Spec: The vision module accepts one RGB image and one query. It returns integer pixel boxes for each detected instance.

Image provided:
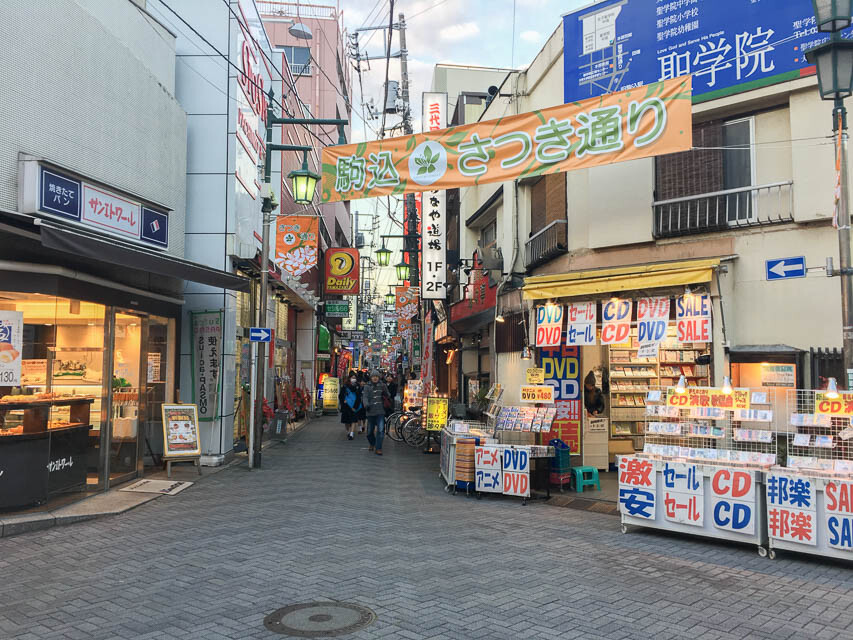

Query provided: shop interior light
[445,348,456,365]
[495,313,505,323]
[827,377,840,398]
[675,375,688,394]
[521,345,533,360]
[721,376,733,395]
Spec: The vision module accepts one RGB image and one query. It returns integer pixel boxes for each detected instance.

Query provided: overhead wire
[379,0,396,139]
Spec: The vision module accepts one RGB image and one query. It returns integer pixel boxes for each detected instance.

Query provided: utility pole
[835,101,853,385]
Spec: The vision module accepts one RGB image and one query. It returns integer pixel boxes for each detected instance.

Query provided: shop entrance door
[107,311,145,486]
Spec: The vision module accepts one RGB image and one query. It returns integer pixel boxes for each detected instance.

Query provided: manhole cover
[263,602,376,637]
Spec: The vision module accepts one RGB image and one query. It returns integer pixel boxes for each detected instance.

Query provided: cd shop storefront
[0,162,249,511]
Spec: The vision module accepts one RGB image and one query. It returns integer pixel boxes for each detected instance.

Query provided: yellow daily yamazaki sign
[321,76,692,202]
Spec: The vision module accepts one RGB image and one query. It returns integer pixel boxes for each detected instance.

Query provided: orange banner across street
[321,76,692,202]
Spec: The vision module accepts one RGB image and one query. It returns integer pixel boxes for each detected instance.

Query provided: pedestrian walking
[356,373,368,433]
[384,373,398,418]
[363,370,390,455]
[339,375,363,440]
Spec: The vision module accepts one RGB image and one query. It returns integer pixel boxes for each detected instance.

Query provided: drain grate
[263,602,376,637]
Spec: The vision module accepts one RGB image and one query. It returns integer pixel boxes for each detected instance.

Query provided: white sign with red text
[82,184,141,241]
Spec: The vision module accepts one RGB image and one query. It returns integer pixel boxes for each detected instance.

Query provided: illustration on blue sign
[563,0,853,104]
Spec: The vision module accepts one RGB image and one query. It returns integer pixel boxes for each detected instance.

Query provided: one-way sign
[249,327,271,342]
[766,256,806,281]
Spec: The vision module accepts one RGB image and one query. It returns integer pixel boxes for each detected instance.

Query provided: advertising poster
[322,77,691,202]
[395,286,419,320]
[161,404,201,458]
[566,301,596,346]
[676,293,712,343]
[425,396,449,431]
[637,297,670,345]
[535,304,563,348]
[562,0,851,104]
[600,298,632,345]
[666,387,750,410]
[274,215,318,277]
[0,310,23,386]
[323,377,340,410]
[191,311,223,422]
[324,248,360,295]
[539,342,581,453]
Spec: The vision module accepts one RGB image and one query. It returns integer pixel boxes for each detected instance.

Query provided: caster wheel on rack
[444,485,451,493]
[768,550,776,560]
[620,524,628,534]
[757,546,768,558]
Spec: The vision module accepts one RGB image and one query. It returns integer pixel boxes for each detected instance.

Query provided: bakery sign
[0,311,23,386]
[19,162,170,249]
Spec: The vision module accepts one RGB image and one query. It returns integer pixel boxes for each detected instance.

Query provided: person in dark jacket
[584,370,606,416]
[363,370,390,455]
[384,373,398,418]
[339,375,363,440]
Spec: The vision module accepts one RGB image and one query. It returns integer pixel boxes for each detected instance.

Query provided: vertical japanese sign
[619,456,656,519]
[322,77,692,202]
[274,216,318,277]
[766,473,816,545]
[676,293,711,343]
[191,311,223,422]
[540,343,581,452]
[475,445,502,493]
[535,304,563,347]
[0,311,23,386]
[396,287,419,320]
[322,377,339,410]
[566,301,596,346]
[342,295,357,330]
[425,396,449,431]
[324,248,360,294]
[600,298,631,345]
[662,461,703,526]
[422,92,447,299]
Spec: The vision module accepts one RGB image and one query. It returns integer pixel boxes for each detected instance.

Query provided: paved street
[1,416,852,640]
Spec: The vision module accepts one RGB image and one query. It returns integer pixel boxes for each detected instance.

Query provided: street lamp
[807,16,853,384]
[376,241,392,267]
[812,0,852,32]
[367,317,373,325]
[288,150,320,205]
[385,292,395,305]
[395,259,410,282]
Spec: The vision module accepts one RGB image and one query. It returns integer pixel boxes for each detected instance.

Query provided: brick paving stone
[1,415,853,639]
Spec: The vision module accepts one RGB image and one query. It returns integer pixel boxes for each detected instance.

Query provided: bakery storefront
[0,161,248,511]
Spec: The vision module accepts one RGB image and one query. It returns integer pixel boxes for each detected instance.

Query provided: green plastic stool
[571,466,600,492]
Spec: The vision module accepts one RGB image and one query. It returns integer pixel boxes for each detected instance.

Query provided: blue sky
[339,0,591,290]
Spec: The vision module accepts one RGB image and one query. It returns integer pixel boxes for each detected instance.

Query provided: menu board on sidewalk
[161,404,201,458]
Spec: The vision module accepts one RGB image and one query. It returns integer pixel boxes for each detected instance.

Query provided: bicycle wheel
[402,417,426,447]
[384,412,404,442]
[394,412,411,441]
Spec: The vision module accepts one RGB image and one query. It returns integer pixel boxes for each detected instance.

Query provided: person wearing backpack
[339,375,363,440]
[363,370,390,455]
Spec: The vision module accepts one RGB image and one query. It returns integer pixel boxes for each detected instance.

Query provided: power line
[379,0,395,139]
[408,0,450,19]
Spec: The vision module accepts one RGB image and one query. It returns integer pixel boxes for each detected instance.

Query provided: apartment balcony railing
[257,2,337,19]
[525,220,568,270]
[289,62,312,76]
[653,181,794,239]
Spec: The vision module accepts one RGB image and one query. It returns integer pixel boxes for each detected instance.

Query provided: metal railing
[524,220,568,270]
[289,62,312,76]
[653,181,794,239]
[257,2,337,19]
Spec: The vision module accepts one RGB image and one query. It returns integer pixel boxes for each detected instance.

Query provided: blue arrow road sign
[765,256,806,281]
[249,327,271,342]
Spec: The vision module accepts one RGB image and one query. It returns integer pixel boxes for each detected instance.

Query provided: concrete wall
[0,0,187,255]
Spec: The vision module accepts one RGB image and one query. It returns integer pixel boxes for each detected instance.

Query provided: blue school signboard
[563,0,853,105]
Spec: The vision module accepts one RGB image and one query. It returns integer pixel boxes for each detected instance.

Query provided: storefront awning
[522,258,720,300]
[39,221,250,291]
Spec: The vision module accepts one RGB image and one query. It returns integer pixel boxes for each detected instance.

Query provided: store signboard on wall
[191,311,223,422]
[761,364,795,387]
[421,92,448,299]
[539,342,581,453]
[322,77,692,202]
[0,311,23,386]
[562,0,848,104]
[324,248,360,295]
[19,164,169,249]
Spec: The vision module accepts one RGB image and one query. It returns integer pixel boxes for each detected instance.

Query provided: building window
[479,219,497,249]
[279,46,311,76]
[721,118,755,224]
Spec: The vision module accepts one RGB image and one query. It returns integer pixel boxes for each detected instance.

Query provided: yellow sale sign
[815,392,853,416]
[321,76,692,202]
[526,368,545,384]
[425,396,449,431]
[520,385,555,404]
[666,387,750,410]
